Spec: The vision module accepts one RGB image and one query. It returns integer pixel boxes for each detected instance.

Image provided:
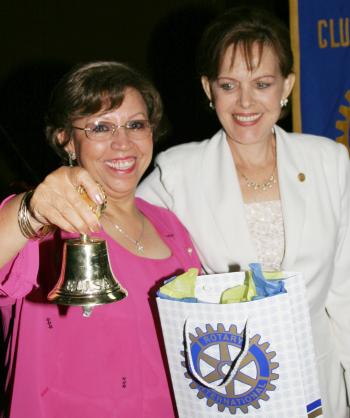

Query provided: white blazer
[138,126,350,417]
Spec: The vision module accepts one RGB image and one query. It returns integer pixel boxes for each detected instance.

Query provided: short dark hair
[197,7,294,81]
[46,61,163,162]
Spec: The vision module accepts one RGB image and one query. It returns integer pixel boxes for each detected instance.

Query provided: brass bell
[48,185,127,317]
[48,234,127,316]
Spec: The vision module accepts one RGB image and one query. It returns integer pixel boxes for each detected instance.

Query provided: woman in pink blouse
[0,61,201,418]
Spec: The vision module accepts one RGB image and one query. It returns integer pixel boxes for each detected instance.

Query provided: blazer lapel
[202,130,257,271]
[275,126,308,269]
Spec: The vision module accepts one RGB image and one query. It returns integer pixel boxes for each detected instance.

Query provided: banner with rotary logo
[157,270,323,417]
[289,0,350,150]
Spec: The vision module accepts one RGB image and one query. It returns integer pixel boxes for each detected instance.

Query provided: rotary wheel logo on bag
[182,323,279,414]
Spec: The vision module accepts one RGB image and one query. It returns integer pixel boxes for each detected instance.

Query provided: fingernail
[95,193,103,204]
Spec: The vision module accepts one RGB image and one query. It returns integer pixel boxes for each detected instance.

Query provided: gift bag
[156,268,323,418]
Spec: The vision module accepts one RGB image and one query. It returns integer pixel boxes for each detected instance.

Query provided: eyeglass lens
[85,120,150,140]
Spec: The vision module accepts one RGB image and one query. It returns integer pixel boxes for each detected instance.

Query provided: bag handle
[184,319,250,390]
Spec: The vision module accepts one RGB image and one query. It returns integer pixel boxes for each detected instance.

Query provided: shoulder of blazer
[275,125,348,162]
[155,130,225,168]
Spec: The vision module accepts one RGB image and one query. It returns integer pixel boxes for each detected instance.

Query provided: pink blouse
[0,197,201,418]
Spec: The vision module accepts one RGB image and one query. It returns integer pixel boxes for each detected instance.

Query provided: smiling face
[202,43,295,147]
[65,87,153,200]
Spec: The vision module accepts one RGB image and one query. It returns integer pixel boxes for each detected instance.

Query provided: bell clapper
[83,305,93,317]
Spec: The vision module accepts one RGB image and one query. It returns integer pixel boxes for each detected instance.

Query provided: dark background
[0,0,290,200]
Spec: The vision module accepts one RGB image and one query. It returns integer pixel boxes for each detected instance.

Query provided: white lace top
[244,200,285,271]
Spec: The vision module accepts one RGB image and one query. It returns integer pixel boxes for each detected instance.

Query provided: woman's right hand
[29,166,105,235]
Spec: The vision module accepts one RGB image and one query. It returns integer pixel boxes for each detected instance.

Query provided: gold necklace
[105,215,145,253]
[238,167,277,191]
[236,140,278,192]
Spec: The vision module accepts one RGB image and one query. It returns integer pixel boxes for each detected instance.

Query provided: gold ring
[76,184,107,218]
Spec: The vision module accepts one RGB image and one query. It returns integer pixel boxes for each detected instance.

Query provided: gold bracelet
[17,190,55,240]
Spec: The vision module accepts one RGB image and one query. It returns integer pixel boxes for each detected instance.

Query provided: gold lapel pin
[298,173,305,182]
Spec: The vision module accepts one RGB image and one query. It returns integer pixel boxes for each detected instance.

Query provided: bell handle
[81,233,89,243]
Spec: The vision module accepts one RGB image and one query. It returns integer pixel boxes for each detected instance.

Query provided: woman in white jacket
[138,6,350,417]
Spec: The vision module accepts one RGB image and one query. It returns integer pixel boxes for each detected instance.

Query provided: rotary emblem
[336,89,350,152]
[182,323,279,414]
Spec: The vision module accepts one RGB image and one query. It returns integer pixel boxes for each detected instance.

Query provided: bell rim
[47,287,128,306]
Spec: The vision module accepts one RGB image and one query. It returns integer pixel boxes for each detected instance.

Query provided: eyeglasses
[71,119,152,141]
